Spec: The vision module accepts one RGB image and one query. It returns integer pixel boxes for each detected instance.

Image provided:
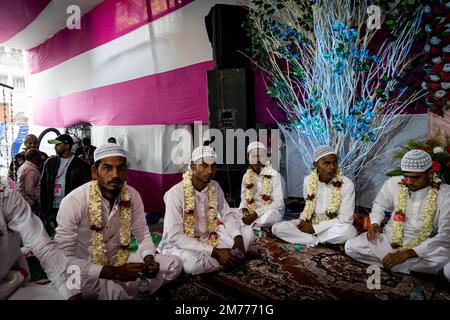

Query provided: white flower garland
[89,180,132,266]
[182,171,219,247]
[300,169,343,225]
[391,174,441,250]
[245,162,273,212]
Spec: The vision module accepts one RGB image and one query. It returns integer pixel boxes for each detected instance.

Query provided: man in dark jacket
[40,134,91,235]
[75,137,96,166]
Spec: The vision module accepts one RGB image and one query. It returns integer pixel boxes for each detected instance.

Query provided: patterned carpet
[156,237,450,300]
[28,222,450,300]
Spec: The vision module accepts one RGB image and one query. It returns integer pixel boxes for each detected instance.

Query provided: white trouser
[81,253,182,300]
[162,224,255,275]
[272,219,357,246]
[251,209,283,228]
[1,270,27,300]
[8,283,64,300]
[1,253,30,300]
[345,233,450,275]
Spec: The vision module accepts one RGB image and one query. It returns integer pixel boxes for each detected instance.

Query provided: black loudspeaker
[205,4,251,69]
[207,68,255,133]
[207,67,254,206]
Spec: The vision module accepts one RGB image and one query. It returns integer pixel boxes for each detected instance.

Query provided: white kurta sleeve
[238,173,248,211]
[302,175,309,200]
[255,171,285,218]
[413,187,450,258]
[5,190,79,299]
[129,188,156,259]
[370,178,396,226]
[56,192,103,284]
[162,188,214,255]
[299,176,308,222]
[216,184,242,239]
[313,176,355,235]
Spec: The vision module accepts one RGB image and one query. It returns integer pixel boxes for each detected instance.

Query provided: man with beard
[239,142,285,229]
[159,145,255,274]
[272,145,357,246]
[55,143,182,299]
[345,149,450,275]
[41,134,91,235]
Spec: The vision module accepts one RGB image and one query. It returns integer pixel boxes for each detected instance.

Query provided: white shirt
[0,189,76,299]
[303,173,355,234]
[370,176,450,257]
[239,166,285,217]
[55,181,155,282]
[159,180,242,256]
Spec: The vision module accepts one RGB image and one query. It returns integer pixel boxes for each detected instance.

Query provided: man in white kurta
[1,188,77,300]
[345,150,450,275]
[55,143,182,299]
[272,146,357,246]
[239,142,285,228]
[159,146,255,275]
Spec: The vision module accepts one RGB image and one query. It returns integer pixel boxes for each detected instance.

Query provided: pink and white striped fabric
[0,0,50,44]
[23,0,248,214]
[2,0,281,213]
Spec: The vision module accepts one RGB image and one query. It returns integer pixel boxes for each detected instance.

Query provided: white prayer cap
[247,142,266,153]
[94,143,127,162]
[313,145,337,162]
[401,149,432,172]
[191,146,217,162]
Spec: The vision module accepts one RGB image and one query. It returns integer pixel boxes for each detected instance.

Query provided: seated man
[272,145,356,246]
[345,150,450,275]
[0,188,77,300]
[55,143,182,299]
[159,145,255,275]
[239,142,285,228]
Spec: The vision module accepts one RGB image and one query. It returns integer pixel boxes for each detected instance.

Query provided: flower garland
[300,169,343,224]
[421,2,450,116]
[89,180,132,266]
[391,174,441,250]
[245,163,273,212]
[182,171,219,247]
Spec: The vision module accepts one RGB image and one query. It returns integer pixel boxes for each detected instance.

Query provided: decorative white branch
[248,0,425,179]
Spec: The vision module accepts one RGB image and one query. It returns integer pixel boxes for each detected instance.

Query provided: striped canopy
[0,0,280,213]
